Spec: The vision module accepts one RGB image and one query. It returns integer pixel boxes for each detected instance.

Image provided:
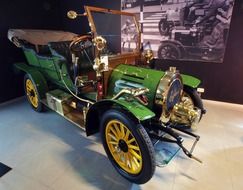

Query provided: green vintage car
[9,6,205,184]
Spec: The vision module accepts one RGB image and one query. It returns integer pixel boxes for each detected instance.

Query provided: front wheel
[100,110,155,184]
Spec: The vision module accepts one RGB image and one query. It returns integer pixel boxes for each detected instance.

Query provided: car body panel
[113,98,155,120]
[20,48,75,92]
[107,64,164,109]
[15,62,48,98]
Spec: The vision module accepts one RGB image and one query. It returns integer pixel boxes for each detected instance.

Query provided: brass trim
[155,68,183,123]
[112,88,149,101]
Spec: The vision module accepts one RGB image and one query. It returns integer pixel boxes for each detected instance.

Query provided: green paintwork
[16,47,201,124]
[94,99,155,121]
[23,49,39,67]
[107,64,164,109]
[39,56,59,81]
[107,65,201,110]
[114,98,155,120]
[14,63,48,98]
[181,74,201,88]
[106,64,201,121]
[15,42,201,126]
[21,49,75,92]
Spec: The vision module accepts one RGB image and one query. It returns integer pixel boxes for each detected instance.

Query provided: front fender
[113,99,155,121]
[14,62,48,98]
[85,99,155,136]
[181,74,201,88]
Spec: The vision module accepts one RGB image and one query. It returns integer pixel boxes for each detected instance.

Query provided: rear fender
[85,99,155,136]
[15,62,48,98]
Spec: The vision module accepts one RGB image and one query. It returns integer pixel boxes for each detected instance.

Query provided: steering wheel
[69,35,92,53]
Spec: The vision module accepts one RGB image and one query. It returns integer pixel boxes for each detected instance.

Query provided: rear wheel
[157,42,181,59]
[100,109,155,184]
[24,74,43,112]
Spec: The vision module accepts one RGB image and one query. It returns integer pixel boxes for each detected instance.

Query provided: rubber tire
[183,86,204,121]
[158,19,170,36]
[100,109,156,184]
[157,42,181,60]
[24,74,43,112]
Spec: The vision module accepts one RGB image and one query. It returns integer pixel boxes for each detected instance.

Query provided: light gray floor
[0,97,243,190]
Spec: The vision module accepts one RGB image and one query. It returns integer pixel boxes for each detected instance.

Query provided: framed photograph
[122,0,235,63]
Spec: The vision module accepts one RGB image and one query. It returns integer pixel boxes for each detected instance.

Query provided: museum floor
[0,97,242,190]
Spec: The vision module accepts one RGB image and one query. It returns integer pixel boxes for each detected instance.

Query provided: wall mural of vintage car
[9,6,206,184]
[122,0,235,63]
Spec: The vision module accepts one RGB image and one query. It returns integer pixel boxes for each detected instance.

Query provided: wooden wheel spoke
[109,127,119,139]
[131,159,136,171]
[129,149,141,161]
[127,138,135,145]
[125,153,131,168]
[128,152,140,170]
[113,123,121,138]
[128,144,140,151]
[126,153,131,168]
[132,156,140,168]
[124,129,130,141]
[120,124,125,139]
[108,141,118,145]
[121,152,127,165]
[108,133,118,141]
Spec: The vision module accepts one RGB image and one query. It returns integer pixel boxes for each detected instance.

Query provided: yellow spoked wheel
[24,74,43,112]
[26,79,38,108]
[101,110,155,184]
[105,120,142,174]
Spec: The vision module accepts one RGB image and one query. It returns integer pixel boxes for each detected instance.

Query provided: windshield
[88,8,140,55]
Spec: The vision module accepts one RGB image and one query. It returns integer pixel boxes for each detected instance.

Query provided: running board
[42,89,86,130]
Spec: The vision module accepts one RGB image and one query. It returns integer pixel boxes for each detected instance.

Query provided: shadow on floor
[33,100,135,189]
[64,148,134,190]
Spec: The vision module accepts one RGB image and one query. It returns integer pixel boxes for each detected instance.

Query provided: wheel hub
[30,90,35,97]
[118,139,128,152]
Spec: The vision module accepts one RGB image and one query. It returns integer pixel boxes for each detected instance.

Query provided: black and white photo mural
[121,0,235,63]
